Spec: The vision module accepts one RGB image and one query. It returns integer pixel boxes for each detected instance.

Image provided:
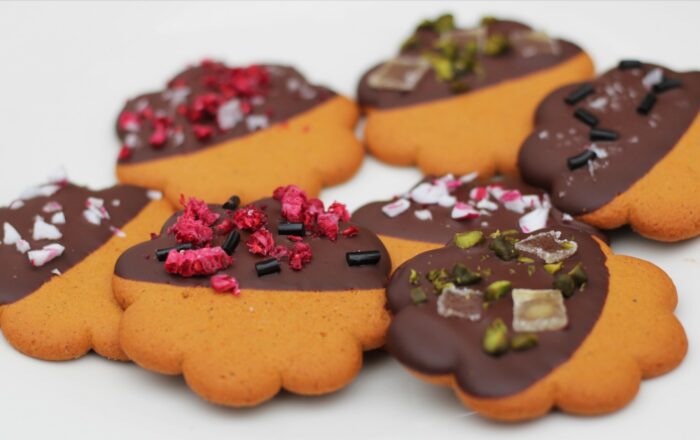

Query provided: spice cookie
[357,15,594,176]
[519,61,700,241]
[115,60,362,205]
[352,173,602,270]
[113,186,391,407]
[0,174,172,361]
[386,228,686,421]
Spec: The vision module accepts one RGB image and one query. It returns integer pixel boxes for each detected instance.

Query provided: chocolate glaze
[519,63,700,214]
[357,19,583,110]
[352,175,604,244]
[0,184,152,305]
[116,63,335,165]
[387,228,608,398]
[115,198,391,291]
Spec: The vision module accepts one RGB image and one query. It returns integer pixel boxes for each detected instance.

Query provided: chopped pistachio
[543,262,563,275]
[434,39,458,60]
[409,268,420,285]
[480,16,498,26]
[511,333,539,351]
[428,55,454,81]
[518,256,535,264]
[485,280,512,301]
[502,229,519,236]
[481,267,492,278]
[452,264,482,286]
[401,34,419,51]
[483,319,509,356]
[483,33,510,56]
[562,241,576,250]
[410,287,427,305]
[433,279,455,293]
[568,263,588,287]
[489,236,518,261]
[433,14,455,34]
[454,231,483,249]
[427,268,449,282]
[527,265,536,277]
[553,273,576,298]
[489,230,502,239]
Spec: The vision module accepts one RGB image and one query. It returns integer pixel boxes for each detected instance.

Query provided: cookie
[0,174,173,360]
[113,186,391,406]
[115,60,363,205]
[519,61,700,241]
[352,173,603,269]
[357,15,594,176]
[386,227,687,421]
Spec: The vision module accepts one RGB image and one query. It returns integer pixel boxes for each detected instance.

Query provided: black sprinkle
[567,150,597,170]
[278,222,305,236]
[564,83,594,105]
[573,108,598,127]
[618,59,642,70]
[222,230,240,255]
[155,243,193,261]
[637,93,657,115]
[346,251,381,266]
[256,258,281,276]
[590,128,619,141]
[222,195,241,211]
[653,77,682,94]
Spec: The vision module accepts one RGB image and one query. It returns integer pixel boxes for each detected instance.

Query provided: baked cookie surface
[357,15,594,176]
[113,186,391,407]
[519,61,700,241]
[352,173,602,269]
[386,228,686,421]
[116,61,363,204]
[0,175,172,360]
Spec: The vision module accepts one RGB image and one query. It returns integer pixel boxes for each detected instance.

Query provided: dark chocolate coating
[352,175,604,245]
[115,198,391,291]
[0,184,151,305]
[357,20,584,110]
[387,228,608,398]
[116,63,335,164]
[519,63,700,215]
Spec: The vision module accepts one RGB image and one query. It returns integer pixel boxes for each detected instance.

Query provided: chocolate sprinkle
[637,93,657,115]
[255,258,281,277]
[222,195,241,211]
[564,83,594,105]
[222,230,241,255]
[278,222,305,236]
[573,108,598,127]
[618,59,642,70]
[589,128,619,141]
[567,149,597,170]
[155,243,193,261]
[653,77,683,93]
[346,251,382,266]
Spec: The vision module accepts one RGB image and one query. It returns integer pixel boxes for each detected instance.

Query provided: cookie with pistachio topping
[352,173,603,269]
[356,14,594,176]
[112,185,391,407]
[0,174,173,361]
[518,61,700,241]
[115,60,363,205]
[386,228,686,421]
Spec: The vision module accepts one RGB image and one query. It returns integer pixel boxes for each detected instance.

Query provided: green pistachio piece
[543,262,563,275]
[527,265,536,277]
[400,34,419,51]
[409,269,420,285]
[480,16,498,26]
[502,229,519,236]
[511,333,538,351]
[485,280,512,301]
[434,39,458,60]
[483,318,509,356]
[427,268,449,282]
[517,256,535,264]
[454,231,483,249]
[483,33,510,56]
[429,56,454,81]
[568,263,588,287]
[562,241,576,250]
[481,267,492,278]
[452,264,482,286]
[410,287,427,305]
[433,14,455,34]
[553,273,576,298]
[416,19,433,31]
[489,236,519,261]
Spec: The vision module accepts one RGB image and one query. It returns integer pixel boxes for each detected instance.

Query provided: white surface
[0,1,698,438]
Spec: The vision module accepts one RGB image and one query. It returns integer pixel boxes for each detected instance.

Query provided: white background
[0,1,698,438]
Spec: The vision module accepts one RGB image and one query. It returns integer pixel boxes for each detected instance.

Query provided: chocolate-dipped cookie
[386,228,686,421]
[113,185,391,407]
[352,173,603,269]
[0,174,173,360]
[518,61,700,241]
[116,60,363,205]
[357,14,594,176]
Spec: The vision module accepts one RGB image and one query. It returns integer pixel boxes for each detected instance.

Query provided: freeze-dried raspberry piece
[210,274,240,295]
[232,205,267,230]
[288,242,313,271]
[342,226,359,238]
[181,196,220,226]
[327,202,350,223]
[270,245,290,260]
[164,247,233,277]
[303,198,325,228]
[246,228,275,256]
[167,216,214,246]
[317,212,340,241]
